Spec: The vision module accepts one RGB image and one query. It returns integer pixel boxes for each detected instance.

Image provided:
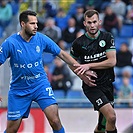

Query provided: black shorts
[83,82,114,111]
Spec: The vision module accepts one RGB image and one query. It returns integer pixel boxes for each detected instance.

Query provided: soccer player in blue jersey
[0,10,97,133]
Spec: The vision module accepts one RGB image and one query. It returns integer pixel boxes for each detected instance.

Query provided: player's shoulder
[34,32,44,38]
[100,30,113,38]
[77,33,86,40]
[2,33,18,44]
[35,32,51,40]
[36,32,44,36]
[73,34,86,44]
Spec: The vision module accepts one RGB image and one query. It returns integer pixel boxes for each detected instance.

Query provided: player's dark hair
[84,10,99,20]
[19,10,37,25]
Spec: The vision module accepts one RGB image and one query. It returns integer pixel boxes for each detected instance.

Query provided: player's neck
[19,31,32,42]
[86,30,100,39]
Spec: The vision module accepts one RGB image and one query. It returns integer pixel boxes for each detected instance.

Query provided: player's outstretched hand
[85,70,97,78]
[79,73,97,87]
[74,64,90,75]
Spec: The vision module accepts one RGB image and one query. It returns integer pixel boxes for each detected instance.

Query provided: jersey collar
[85,30,100,40]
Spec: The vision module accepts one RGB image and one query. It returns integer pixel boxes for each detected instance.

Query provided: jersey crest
[99,40,106,47]
[36,46,40,53]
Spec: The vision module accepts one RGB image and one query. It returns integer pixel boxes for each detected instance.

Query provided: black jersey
[70,30,116,85]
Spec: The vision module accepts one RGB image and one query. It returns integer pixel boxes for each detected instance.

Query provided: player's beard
[25,29,36,38]
[87,27,99,36]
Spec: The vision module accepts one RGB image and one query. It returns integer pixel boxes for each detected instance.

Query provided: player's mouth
[33,30,37,33]
[90,28,95,31]
[90,29,96,32]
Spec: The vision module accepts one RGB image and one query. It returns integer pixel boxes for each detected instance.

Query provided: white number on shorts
[46,87,54,96]
[96,98,103,106]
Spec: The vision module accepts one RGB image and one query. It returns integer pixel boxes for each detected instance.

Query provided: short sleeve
[41,34,61,56]
[70,39,81,59]
[0,40,10,64]
[106,33,116,52]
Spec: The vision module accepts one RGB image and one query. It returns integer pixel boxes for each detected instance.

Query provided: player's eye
[88,22,92,24]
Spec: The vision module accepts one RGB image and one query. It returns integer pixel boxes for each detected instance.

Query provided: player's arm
[58,50,97,87]
[74,50,116,75]
[68,61,97,87]
[0,41,11,102]
[58,49,96,75]
[88,50,116,69]
[0,63,2,101]
[58,49,79,67]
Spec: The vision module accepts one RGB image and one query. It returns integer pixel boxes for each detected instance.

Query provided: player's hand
[79,74,97,87]
[74,64,90,75]
[74,64,97,78]
[85,70,97,78]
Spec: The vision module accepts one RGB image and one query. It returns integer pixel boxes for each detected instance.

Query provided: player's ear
[99,20,102,25]
[21,21,25,27]
[83,21,86,26]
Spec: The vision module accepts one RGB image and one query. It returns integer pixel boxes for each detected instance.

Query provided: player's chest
[81,39,106,55]
[11,43,42,63]
[80,40,107,62]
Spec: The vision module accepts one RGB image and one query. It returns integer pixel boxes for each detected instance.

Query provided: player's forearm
[69,65,97,87]
[69,64,85,80]
[89,58,116,69]
[69,65,78,75]
[58,50,79,66]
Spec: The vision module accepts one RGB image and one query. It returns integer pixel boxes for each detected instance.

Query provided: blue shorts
[7,84,57,120]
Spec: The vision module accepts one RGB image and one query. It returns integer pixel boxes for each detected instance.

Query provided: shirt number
[46,87,54,96]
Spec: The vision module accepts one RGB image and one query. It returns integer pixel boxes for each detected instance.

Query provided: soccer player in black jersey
[70,10,117,133]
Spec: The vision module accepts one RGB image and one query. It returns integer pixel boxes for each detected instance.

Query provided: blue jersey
[0,32,61,93]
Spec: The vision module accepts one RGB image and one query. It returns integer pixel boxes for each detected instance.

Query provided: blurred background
[0,0,133,133]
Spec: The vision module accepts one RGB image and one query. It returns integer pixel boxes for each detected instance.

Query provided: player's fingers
[85,70,97,78]
[90,71,97,78]
[74,67,85,74]
[86,76,95,82]
[88,82,97,87]
[85,75,91,80]
[74,67,81,73]
[77,70,84,75]
[79,69,86,75]
[90,70,97,76]
[85,80,96,87]
[89,79,95,83]
[73,64,80,67]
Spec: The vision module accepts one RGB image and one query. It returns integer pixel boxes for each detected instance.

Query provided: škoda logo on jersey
[99,40,106,47]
